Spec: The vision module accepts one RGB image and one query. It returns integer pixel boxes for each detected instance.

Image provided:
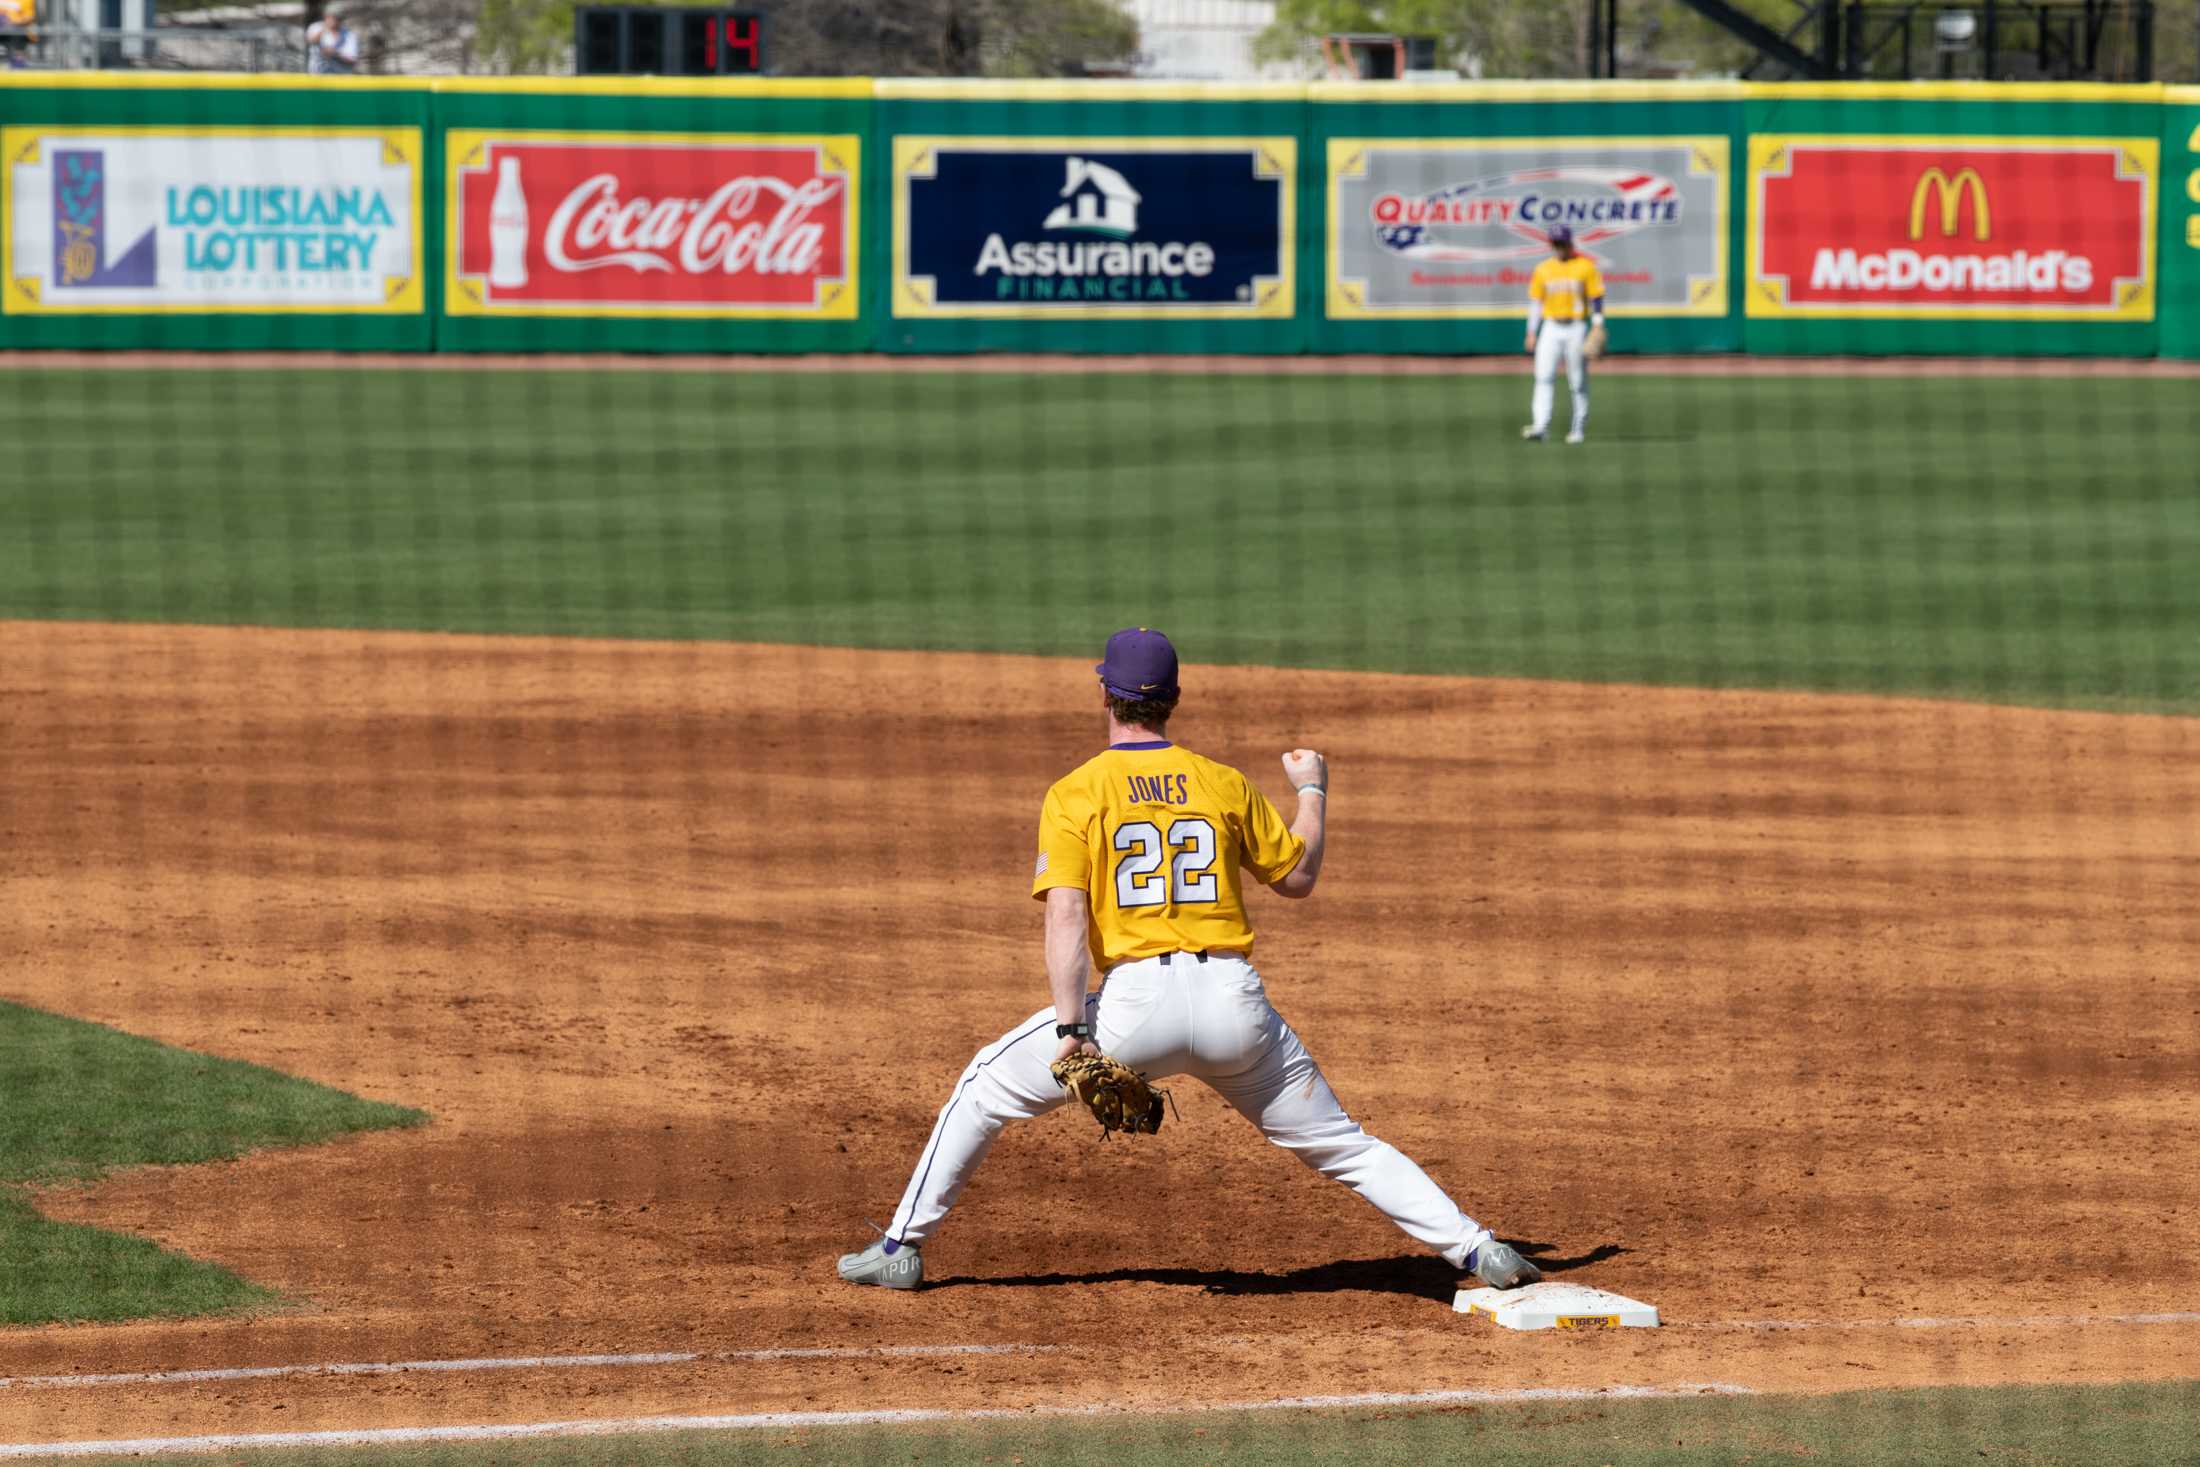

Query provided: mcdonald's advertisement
[1747,136,2157,321]
[2,127,424,316]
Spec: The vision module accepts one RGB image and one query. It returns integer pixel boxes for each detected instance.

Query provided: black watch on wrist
[1055,1022,1093,1040]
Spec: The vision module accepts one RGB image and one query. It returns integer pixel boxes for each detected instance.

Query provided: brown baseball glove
[1585,322,1609,360]
[1051,1052,1173,1138]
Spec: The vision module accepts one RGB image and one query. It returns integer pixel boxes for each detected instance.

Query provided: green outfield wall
[2162,86,2200,359]
[2,73,2195,357]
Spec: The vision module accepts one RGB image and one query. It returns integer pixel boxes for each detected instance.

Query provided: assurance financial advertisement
[894,137,1294,319]
[2,127,423,315]
[446,131,859,318]
[1328,137,1728,318]
[1749,136,2157,320]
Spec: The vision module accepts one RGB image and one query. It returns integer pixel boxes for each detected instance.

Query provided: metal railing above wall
[2,22,308,72]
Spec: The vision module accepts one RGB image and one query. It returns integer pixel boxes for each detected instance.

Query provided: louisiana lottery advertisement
[2,127,423,314]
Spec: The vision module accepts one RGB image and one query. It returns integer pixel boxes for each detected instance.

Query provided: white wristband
[1296,784,1326,797]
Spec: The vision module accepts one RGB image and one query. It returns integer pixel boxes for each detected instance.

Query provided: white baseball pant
[1530,319,1590,437]
[881,953,1496,1269]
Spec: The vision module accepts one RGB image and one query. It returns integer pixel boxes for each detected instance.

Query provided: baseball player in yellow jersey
[1522,224,1606,446]
[837,627,1542,1293]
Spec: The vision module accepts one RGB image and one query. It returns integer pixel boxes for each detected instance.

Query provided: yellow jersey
[1528,255,1605,321]
[1031,741,1305,971]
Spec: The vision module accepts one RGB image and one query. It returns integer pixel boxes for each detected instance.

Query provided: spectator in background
[306,4,359,74]
[0,0,34,68]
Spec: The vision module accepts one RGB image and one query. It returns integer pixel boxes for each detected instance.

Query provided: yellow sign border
[890,134,1297,322]
[1324,135,1730,321]
[441,129,862,321]
[2,124,425,317]
[1745,133,2158,322]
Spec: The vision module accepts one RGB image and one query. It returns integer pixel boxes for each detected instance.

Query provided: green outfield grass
[3,367,2195,712]
[42,1381,2200,1466]
[0,1000,425,1324]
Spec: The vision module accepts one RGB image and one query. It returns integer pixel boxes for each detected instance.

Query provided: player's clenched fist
[1282,748,1327,795]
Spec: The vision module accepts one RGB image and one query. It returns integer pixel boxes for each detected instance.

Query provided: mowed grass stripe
[0,1000,425,1325]
[2,368,2195,713]
[27,1380,2200,1465]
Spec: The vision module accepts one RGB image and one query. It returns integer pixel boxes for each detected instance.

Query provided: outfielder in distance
[1522,224,1607,445]
[837,627,1541,1293]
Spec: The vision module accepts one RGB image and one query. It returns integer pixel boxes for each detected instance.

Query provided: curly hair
[1106,692,1176,734]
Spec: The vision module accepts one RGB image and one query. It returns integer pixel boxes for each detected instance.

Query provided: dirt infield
[6,350,2200,378]
[2,622,2197,1448]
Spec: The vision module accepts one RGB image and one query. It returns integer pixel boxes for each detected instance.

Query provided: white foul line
[10,1306,2196,1396]
[0,1343,1063,1393]
[0,1383,1754,1459]
[1683,1311,2200,1332]
[8,1308,2197,1393]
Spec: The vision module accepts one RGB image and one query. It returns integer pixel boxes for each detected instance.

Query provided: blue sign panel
[894,139,1295,319]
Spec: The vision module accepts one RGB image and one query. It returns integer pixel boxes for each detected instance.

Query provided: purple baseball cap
[1547,224,1574,246]
[1096,627,1180,702]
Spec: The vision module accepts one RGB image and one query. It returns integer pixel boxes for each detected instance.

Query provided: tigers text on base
[1456,1282,1660,1330]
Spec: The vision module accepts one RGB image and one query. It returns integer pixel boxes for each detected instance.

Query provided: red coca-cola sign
[447,132,858,317]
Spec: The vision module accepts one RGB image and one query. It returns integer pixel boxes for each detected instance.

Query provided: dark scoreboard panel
[575,7,764,76]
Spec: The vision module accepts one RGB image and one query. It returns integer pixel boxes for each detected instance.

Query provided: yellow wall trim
[431,76,872,99]
[875,79,1306,103]
[1745,81,2165,104]
[1310,80,1741,103]
[0,73,2175,107]
[0,71,429,93]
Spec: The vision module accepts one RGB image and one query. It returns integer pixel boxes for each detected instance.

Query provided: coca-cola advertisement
[446,131,858,317]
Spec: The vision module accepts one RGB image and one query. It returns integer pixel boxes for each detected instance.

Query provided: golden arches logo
[1908,167,1990,242]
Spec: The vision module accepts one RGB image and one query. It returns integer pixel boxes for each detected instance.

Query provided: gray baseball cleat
[837,1238,923,1290]
[1470,1241,1542,1290]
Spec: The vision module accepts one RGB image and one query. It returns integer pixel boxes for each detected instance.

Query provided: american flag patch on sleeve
[1034,851,1049,878]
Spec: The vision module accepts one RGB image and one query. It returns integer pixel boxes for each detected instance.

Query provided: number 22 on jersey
[1113,818,1218,907]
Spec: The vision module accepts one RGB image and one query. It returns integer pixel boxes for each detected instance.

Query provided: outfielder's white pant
[882,954,1496,1269]
[1531,319,1589,436]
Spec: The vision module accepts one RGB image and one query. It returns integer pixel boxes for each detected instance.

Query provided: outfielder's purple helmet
[1547,224,1575,246]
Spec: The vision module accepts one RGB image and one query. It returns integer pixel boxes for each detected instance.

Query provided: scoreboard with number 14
[575,6,764,75]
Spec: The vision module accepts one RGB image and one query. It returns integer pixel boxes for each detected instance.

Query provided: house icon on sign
[1043,157,1140,238]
